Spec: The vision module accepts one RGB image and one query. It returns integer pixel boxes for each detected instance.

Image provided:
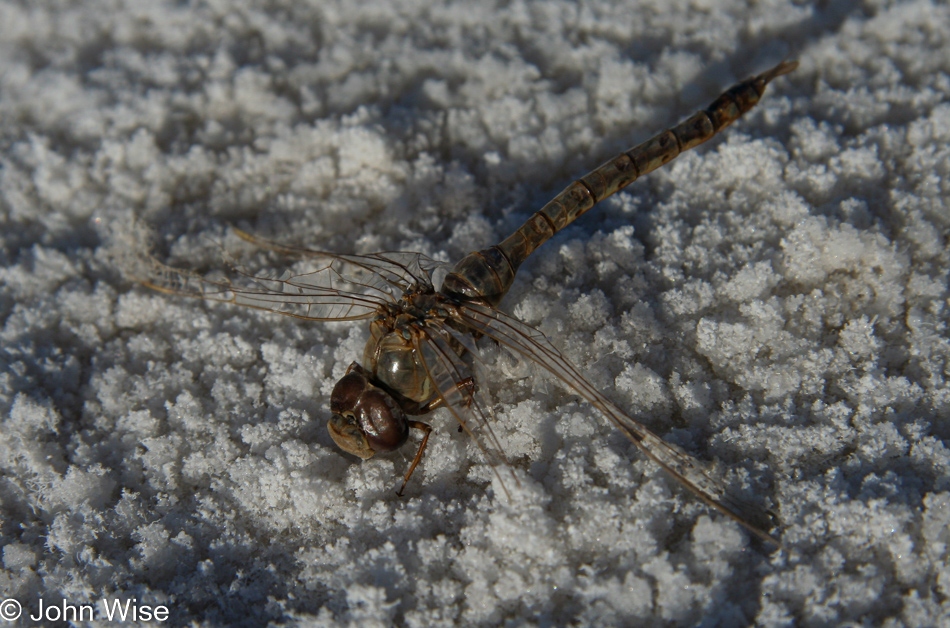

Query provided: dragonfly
[138,60,797,545]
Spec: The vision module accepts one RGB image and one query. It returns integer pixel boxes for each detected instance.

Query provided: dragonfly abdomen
[442,60,797,307]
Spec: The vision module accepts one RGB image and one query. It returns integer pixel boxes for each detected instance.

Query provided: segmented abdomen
[442,60,797,306]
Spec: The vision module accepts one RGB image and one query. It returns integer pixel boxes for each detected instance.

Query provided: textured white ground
[2,1,949,626]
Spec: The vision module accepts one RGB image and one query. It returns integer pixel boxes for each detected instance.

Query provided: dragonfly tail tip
[760,60,799,83]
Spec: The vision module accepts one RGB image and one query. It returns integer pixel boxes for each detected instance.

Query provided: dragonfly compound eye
[329,369,366,414]
[328,366,410,458]
[353,389,409,453]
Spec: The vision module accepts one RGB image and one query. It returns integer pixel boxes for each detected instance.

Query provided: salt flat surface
[2,1,949,626]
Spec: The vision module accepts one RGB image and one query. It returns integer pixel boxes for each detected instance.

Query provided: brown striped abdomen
[442,60,797,306]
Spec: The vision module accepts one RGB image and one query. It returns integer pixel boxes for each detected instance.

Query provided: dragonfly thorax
[361,289,455,404]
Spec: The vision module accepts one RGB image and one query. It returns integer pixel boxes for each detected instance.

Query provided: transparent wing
[131,233,442,322]
[412,321,520,499]
[456,302,781,545]
[232,228,447,293]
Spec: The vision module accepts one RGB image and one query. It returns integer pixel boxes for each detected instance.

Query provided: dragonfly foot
[396,420,433,496]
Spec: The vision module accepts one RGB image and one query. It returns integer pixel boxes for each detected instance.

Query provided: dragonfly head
[327,362,409,459]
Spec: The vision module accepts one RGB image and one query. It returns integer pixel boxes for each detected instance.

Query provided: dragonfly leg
[418,377,478,414]
[396,420,433,496]
[439,376,480,433]
[401,377,479,415]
